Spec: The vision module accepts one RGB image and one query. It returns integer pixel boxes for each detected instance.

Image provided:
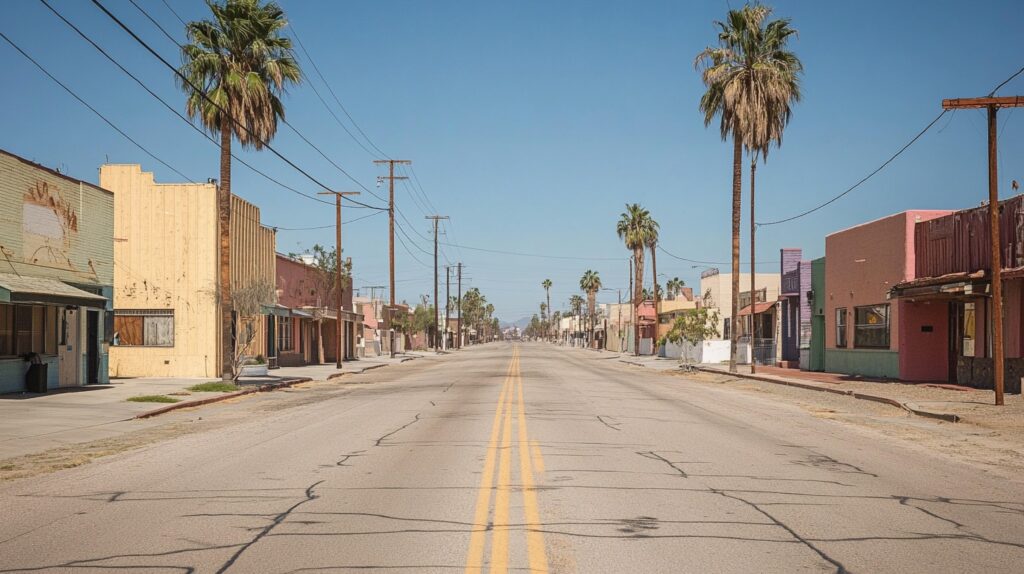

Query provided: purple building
[779,248,812,368]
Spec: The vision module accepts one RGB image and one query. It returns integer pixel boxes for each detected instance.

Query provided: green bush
[126,395,180,404]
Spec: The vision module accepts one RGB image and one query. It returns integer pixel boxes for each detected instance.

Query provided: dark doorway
[86,310,99,384]
[949,302,965,384]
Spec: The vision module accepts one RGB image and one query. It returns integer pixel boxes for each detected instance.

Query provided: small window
[114,309,174,347]
[835,308,847,348]
[854,304,890,349]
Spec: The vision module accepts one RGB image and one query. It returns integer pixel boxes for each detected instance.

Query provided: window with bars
[113,309,174,347]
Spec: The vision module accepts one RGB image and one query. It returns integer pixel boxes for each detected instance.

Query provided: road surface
[1,343,1022,573]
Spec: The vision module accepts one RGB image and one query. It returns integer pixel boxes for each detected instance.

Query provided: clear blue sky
[2,0,1023,323]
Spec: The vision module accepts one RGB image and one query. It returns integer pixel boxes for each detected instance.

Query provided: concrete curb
[692,367,960,423]
[135,377,312,419]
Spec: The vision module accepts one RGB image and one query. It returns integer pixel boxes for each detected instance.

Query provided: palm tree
[542,279,552,340]
[695,3,801,373]
[666,277,685,300]
[579,270,602,348]
[569,295,584,345]
[180,0,301,379]
[645,214,661,318]
[617,204,658,355]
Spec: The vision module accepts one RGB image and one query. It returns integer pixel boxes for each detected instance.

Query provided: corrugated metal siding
[229,194,276,359]
[916,195,1024,277]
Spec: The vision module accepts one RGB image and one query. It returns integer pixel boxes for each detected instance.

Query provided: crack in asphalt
[374,413,422,447]
[336,451,366,467]
[637,451,688,478]
[711,488,850,574]
[596,415,622,431]
[215,481,324,574]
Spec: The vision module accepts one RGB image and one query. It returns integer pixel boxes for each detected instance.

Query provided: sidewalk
[695,363,1024,427]
[0,356,417,462]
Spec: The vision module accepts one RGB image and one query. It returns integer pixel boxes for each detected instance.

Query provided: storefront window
[0,304,13,356]
[278,317,294,351]
[113,310,174,347]
[854,304,890,349]
[835,308,847,348]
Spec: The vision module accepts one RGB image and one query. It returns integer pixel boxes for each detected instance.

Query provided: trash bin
[25,363,47,393]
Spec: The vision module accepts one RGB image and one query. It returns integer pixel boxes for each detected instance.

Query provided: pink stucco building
[824,210,951,379]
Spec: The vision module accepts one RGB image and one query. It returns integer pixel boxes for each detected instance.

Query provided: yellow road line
[489,351,516,573]
[515,354,549,574]
[464,348,515,573]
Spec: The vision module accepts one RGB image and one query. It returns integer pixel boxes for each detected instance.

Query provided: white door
[58,309,80,387]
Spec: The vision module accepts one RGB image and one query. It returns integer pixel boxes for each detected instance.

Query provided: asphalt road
[1,343,1023,573]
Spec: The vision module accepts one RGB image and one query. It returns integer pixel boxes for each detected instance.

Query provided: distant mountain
[502,316,533,330]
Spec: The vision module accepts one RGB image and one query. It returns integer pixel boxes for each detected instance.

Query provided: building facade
[890,195,1024,391]
[1,149,113,392]
[823,210,951,379]
[101,164,275,378]
[699,269,780,342]
[779,248,812,369]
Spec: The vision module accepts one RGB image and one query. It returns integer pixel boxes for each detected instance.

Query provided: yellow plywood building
[100,164,275,378]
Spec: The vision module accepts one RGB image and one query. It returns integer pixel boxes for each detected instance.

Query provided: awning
[738,302,774,316]
[262,304,316,318]
[890,270,989,300]
[0,272,106,308]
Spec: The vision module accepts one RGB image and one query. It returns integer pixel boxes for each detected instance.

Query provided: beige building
[100,164,275,378]
[698,268,780,340]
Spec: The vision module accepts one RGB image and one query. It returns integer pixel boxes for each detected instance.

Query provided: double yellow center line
[465,346,548,573]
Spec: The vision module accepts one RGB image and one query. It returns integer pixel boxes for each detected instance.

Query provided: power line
[272,210,384,231]
[394,226,430,267]
[0,30,194,183]
[658,246,773,266]
[88,0,385,211]
[287,17,391,159]
[757,109,949,227]
[759,63,1024,227]
[158,0,186,27]
[439,241,625,261]
[38,0,350,210]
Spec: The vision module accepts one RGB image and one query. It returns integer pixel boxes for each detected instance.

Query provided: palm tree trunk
[730,133,742,373]
[634,248,645,356]
[546,290,551,341]
[750,157,757,374]
[650,244,658,356]
[219,115,234,380]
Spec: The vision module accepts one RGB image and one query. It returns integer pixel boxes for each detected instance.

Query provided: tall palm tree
[695,3,801,373]
[645,214,661,320]
[579,270,602,348]
[542,279,552,340]
[617,204,658,355]
[180,0,301,379]
[569,295,584,345]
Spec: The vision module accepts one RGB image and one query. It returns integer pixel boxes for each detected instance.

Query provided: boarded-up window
[114,310,174,347]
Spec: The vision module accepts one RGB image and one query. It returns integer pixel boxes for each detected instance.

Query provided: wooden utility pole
[750,159,757,374]
[457,262,463,349]
[942,95,1024,406]
[374,159,410,357]
[318,191,360,369]
[445,265,452,350]
[426,215,449,352]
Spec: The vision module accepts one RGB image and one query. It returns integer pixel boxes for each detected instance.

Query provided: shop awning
[738,302,774,316]
[0,273,106,308]
[889,270,989,300]
[262,304,316,318]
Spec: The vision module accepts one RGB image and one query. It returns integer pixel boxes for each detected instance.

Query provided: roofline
[2,148,113,196]
[826,209,953,239]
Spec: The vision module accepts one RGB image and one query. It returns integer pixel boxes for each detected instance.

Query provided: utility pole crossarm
[942,96,1024,110]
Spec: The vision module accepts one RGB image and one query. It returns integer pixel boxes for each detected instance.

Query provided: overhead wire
[88,0,385,211]
[759,62,1024,227]
[0,30,193,183]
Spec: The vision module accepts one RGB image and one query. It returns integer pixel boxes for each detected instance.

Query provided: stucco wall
[699,271,781,339]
